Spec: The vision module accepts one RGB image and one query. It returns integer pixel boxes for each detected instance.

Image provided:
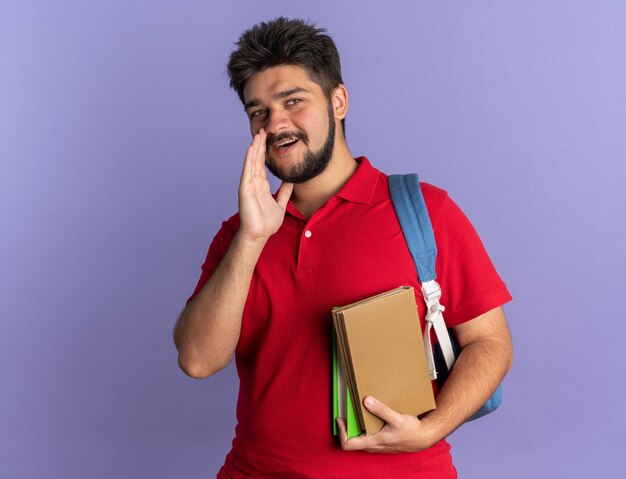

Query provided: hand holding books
[336,395,439,453]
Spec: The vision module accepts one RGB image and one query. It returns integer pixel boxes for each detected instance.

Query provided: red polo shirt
[190,157,512,479]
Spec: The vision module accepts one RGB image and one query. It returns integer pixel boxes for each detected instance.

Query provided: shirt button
[304,230,312,238]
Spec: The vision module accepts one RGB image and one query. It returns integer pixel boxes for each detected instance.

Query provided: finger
[249,130,262,177]
[241,142,256,180]
[363,396,401,427]
[243,130,262,179]
[253,129,267,175]
[336,417,378,452]
[336,418,348,445]
[340,430,376,451]
[257,128,267,155]
[275,182,294,209]
[337,417,362,451]
[253,129,268,181]
[261,130,270,179]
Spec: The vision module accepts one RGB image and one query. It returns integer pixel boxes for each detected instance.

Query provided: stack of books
[332,286,436,438]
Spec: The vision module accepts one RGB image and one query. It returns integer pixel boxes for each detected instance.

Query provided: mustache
[267,130,309,147]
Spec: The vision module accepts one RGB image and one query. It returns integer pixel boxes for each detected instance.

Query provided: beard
[264,105,336,184]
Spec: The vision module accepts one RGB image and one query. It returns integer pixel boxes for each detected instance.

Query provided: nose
[264,107,289,135]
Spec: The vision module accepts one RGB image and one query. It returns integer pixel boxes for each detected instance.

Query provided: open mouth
[273,138,300,149]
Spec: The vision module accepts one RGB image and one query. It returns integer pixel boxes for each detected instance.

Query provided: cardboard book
[332,286,436,437]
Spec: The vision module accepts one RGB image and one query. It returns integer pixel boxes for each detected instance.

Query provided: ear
[331,84,349,121]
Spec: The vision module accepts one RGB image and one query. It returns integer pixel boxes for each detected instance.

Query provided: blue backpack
[388,173,502,421]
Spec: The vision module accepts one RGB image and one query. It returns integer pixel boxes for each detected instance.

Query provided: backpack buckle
[421,280,442,309]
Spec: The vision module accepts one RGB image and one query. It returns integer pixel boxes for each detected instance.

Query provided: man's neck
[291,142,357,219]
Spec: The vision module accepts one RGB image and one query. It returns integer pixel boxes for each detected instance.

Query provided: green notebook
[332,329,361,439]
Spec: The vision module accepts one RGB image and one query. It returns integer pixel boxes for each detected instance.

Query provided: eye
[250,109,267,119]
[286,98,302,106]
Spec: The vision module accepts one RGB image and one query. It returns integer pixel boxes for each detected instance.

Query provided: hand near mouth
[238,128,294,243]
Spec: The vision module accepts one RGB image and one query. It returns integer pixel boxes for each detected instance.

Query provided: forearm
[420,333,513,443]
[174,232,267,378]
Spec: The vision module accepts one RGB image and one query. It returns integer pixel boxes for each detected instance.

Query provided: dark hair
[227,17,345,131]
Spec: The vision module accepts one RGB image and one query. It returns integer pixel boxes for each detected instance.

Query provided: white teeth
[276,138,298,148]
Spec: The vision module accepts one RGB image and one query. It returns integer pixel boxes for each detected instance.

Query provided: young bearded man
[174,17,513,478]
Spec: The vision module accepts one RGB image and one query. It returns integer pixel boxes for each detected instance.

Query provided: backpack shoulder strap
[387,174,437,282]
[389,174,503,420]
[388,174,456,379]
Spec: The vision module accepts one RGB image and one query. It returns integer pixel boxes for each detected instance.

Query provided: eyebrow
[244,87,310,110]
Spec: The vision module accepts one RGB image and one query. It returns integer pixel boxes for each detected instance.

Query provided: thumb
[363,396,400,426]
[275,182,294,209]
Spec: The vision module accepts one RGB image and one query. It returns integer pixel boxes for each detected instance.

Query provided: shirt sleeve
[186,213,240,304]
[429,190,512,327]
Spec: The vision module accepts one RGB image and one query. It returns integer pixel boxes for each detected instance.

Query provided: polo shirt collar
[335,156,379,204]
